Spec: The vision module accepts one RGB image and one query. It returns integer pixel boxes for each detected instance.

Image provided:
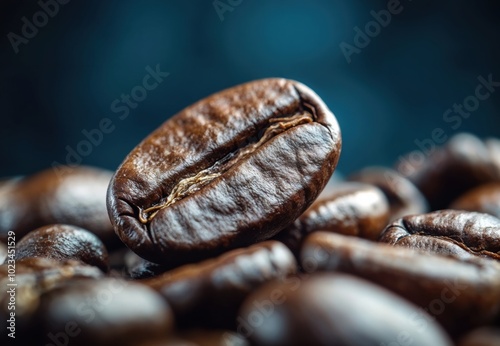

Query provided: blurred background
[1,0,499,177]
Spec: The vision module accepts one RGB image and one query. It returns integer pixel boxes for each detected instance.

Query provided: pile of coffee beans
[1,78,499,345]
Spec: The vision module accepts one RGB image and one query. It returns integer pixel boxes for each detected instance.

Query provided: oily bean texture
[37,279,173,346]
[15,224,109,271]
[348,166,428,220]
[238,274,451,346]
[0,166,115,244]
[379,210,500,261]
[108,78,341,265]
[450,182,500,219]
[142,241,296,328]
[274,182,389,253]
[301,232,500,335]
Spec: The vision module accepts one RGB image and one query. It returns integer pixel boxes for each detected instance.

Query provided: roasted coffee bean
[0,258,102,343]
[274,182,389,253]
[397,133,500,210]
[238,273,452,346]
[379,210,500,261]
[450,182,500,219]
[15,224,109,271]
[301,231,500,334]
[348,166,428,220]
[108,78,341,265]
[0,166,117,246]
[141,241,296,328]
[458,327,500,346]
[37,278,173,346]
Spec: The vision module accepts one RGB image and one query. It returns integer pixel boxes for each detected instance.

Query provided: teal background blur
[1,0,499,176]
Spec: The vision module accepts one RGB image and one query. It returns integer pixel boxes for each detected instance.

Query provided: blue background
[1,0,499,177]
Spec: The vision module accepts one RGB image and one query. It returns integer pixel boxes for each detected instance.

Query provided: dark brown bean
[0,166,117,246]
[274,182,389,253]
[107,78,341,265]
[238,273,452,346]
[379,210,500,261]
[397,133,500,210]
[15,224,109,271]
[141,241,297,328]
[348,166,428,220]
[0,258,102,343]
[301,231,500,335]
[450,182,500,219]
[36,278,173,346]
[458,327,500,346]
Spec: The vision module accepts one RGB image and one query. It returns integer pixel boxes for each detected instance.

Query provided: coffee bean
[0,258,102,343]
[0,257,102,277]
[141,241,296,328]
[458,327,500,346]
[450,182,500,219]
[348,166,428,220]
[397,133,500,210]
[301,231,500,334]
[15,224,109,272]
[0,166,117,246]
[238,273,452,346]
[379,210,500,261]
[37,278,173,346]
[108,78,341,265]
[274,182,389,253]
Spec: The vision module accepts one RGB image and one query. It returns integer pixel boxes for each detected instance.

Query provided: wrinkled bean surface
[275,182,389,253]
[15,224,109,271]
[379,210,500,261]
[108,78,341,265]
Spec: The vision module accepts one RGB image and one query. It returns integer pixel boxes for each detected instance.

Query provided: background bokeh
[1,0,499,177]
